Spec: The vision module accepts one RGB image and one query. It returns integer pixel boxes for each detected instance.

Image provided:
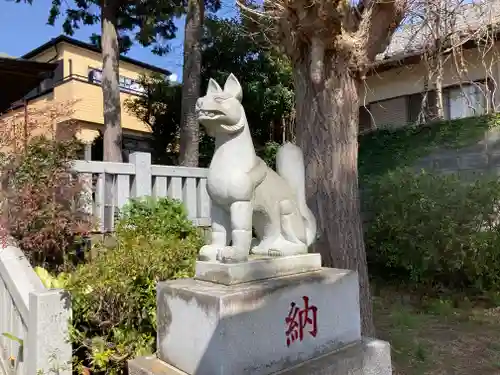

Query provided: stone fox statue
[196,73,317,263]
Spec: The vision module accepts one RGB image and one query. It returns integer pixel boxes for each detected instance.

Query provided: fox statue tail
[276,142,317,246]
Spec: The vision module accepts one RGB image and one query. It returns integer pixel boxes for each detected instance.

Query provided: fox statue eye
[214,96,225,103]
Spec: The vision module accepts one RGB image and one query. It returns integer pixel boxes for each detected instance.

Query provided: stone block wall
[412,128,500,179]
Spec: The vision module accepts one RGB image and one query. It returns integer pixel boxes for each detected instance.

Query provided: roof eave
[370,27,500,76]
[21,35,171,76]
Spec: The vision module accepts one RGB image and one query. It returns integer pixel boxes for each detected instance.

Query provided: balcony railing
[6,72,147,113]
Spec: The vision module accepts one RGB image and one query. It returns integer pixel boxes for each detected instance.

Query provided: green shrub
[68,197,202,374]
[114,196,198,242]
[365,169,500,292]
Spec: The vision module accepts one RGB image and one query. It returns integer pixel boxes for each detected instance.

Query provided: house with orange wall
[0,35,171,160]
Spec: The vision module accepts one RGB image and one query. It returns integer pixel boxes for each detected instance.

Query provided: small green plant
[425,299,455,317]
[67,197,202,374]
[2,332,23,345]
[34,267,70,289]
[2,332,23,373]
[485,291,500,307]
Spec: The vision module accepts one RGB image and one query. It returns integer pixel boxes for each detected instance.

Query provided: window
[369,96,407,129]
[406,81,492,123]
[87,67,145,94]
[445,83,488,120]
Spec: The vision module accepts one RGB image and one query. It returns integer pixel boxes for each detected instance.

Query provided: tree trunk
[293,55,375,337]
[435,54,445,119]
[101,1,123,162]
[428,0,445,120]
[179,0,204,167]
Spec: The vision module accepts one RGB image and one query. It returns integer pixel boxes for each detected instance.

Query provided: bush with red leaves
[0,137,93,271]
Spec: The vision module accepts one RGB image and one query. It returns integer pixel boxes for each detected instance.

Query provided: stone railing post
[27,290,72,375]
[130,152,152,198]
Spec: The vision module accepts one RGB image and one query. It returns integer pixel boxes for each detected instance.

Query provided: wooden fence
[0,241,71,375]
[72,152,212,233]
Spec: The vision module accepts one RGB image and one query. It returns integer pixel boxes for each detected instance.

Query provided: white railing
[0,242,71,375]
[0,154,212,374]
[72,152,212,233]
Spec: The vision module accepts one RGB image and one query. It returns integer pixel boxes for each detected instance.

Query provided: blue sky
[0,0,238,82]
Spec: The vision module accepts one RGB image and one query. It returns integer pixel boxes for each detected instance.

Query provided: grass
[374,288,500,375]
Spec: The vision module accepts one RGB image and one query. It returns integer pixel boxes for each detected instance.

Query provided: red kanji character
[299,296,318,338]
[285,301,299,347]
[285,296,318,347]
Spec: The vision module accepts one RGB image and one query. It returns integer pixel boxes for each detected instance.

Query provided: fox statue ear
[223,73,243,102]
[206,78,222,95]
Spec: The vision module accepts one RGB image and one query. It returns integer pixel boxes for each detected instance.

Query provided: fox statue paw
[198,244,223,262]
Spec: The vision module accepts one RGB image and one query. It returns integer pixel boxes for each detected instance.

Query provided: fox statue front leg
[217,201,252,263]
[198,205,230,261]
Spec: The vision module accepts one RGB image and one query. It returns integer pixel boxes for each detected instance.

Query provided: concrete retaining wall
[412,128,500,179]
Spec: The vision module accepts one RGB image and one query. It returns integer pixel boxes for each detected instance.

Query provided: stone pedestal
[128,255,392,375]
[194,253,322,285]
[129,338,391,375]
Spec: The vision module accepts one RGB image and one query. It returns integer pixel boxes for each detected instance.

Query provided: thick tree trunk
[101,2,123,162]
[293,55,375,336]
[179,0,204,167]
